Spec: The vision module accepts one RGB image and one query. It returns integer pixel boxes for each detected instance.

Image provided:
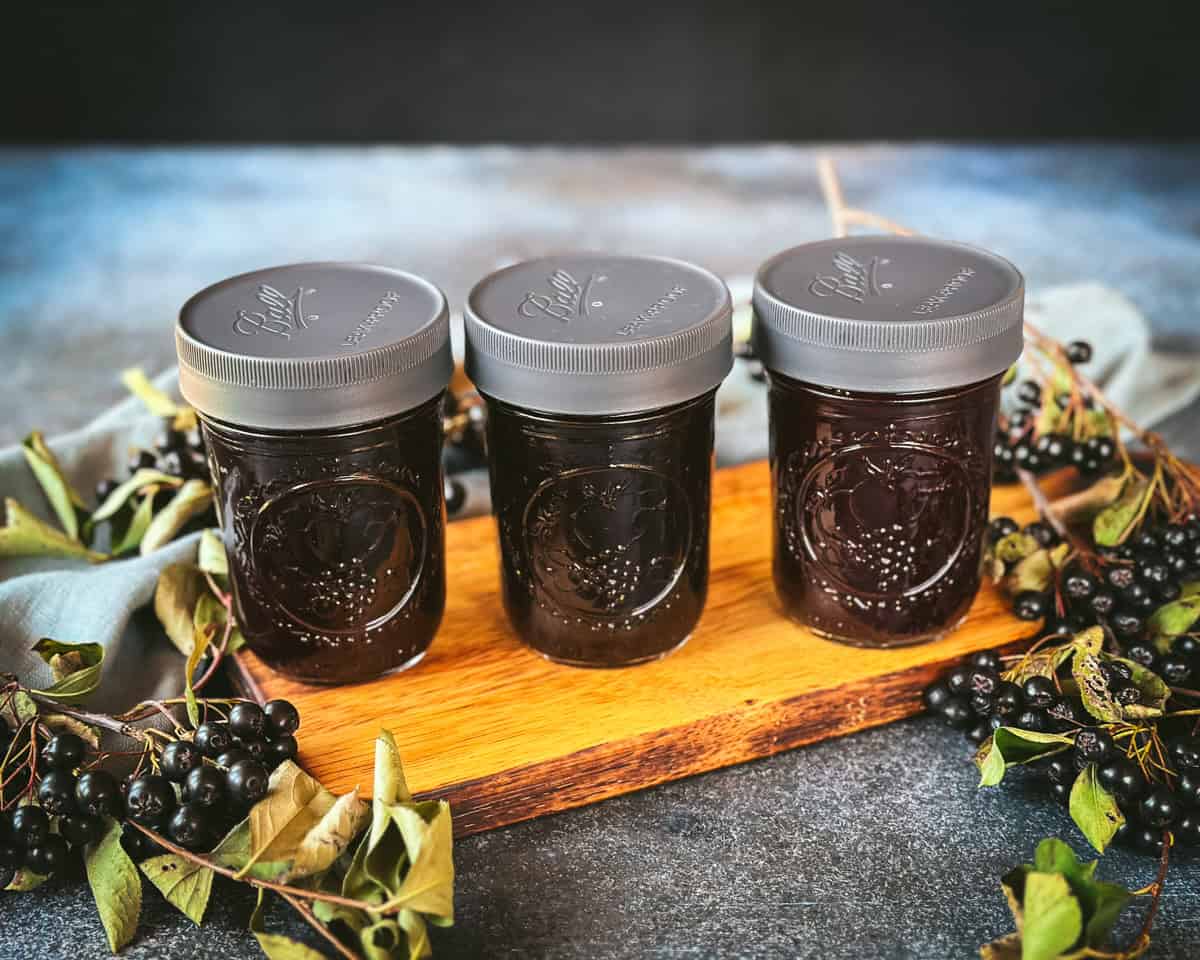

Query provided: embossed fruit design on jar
[752,236,1025,647]
[176,262,452,682]
[465,254,733,666]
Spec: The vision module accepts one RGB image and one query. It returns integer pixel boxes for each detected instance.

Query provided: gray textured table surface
[2,145,1199,959]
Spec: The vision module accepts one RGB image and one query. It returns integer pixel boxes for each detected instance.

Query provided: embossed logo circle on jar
[798,444,972,599]
[250,476,426,634]
[522,465,692,619]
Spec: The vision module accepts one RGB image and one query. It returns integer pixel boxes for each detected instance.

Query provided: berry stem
[129,821,396,915]
[1121,832,1172,959]
[26,693,154,744]
[277,890,359,960]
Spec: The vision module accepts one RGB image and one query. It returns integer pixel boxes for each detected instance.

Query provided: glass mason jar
[464,254,733,666]
[752,236,1025,647]
[176,262,453,683]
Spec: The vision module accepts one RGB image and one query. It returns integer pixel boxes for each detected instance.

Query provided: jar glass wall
[464,253,733,667]
[202,397,446,683]
[484,392,715,666]
[752,235,1024,648]
[767,373,1001,646]
[176,261,453,683]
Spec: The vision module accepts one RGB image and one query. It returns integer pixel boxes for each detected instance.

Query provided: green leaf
[5,867,51,891]
[139,854,213,925]
[1004,645,1075,685]
[1021,871,1082,960]
[370,728,412,853]
[140,479,212,555]
[198,529,228,576]
[1121,660,1169,720]
[365,819,412,895]
[121,367,182,416]
[22,431,87,540]
[0,690,37,728]
[1004,544,1069,596]
[84,817,142,953]
[249,889,327,960]
[210,820,289,881]
[1028,840,1130,949]
[1072,649,1121,724]
[375,729,412,807]
[312,895,369,935]
[1147,594,1200,652]
[342,831,387,906]
[111,493,156,556]
[0,498,106,562]
[241,762,367,880]
[154,564,207,656]
[1093,472,1151,547]
[1032,838,1088,878]
[1047,474,1125,527]
[977,728,1074,787]
[994,532,1040,565]
[183,627,207,728]
[30,638,104,703]
[397,909,433,960]
[1080,879,1131,949]
[91,469,182,525]
[194,591,244,655]
[361,919,404,960]
[377,802,454,923]
[286,787,370,881]
[1068,766,1124,854]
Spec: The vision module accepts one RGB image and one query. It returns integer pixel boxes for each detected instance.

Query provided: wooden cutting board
[231,459,1057,836]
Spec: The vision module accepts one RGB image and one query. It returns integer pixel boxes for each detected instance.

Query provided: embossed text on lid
[464,254,733,415]
[177,262,452,431]
[751,235,1024,392]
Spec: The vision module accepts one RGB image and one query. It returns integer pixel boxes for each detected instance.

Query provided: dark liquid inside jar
[767,373,1000,647]
[484,391,715,666]
[202,394,446,683]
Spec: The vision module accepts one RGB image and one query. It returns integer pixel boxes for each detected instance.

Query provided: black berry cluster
[121,699,299,858]
[2,699,300,883]
[992,341,1117,484]
[989,513,1200,675]
[926,650,1200,854]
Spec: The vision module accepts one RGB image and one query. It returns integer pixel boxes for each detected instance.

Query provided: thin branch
[816,156,849,238]
[1122,833,1171,958]
[26,694,151,743]
[841,208,917,235]
[279,890,359,960]
[130,822,387,914]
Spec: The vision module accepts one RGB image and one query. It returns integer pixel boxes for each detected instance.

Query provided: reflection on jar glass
[753,236,1025,647]
[177,262,452,683]
[465,254,732,666]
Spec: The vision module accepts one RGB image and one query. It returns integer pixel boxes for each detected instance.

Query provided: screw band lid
[176,262,452,431]
[752,236,1024,392]
[464,254,733,415]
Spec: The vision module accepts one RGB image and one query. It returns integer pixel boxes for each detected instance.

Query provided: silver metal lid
[176,262,452,431]
[752,236,1024,392]
[464,254,733,415]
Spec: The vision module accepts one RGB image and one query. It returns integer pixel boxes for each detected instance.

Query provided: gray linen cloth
[3,285,1198,710]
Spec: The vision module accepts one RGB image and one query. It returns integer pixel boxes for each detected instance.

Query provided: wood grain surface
[232,460,1060,836]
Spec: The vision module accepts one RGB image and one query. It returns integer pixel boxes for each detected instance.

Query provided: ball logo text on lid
[233,284,319,339]
[517,268,609,323]
[807,250,895,303]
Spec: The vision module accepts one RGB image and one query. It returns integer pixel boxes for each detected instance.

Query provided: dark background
[5,0,1197,143]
